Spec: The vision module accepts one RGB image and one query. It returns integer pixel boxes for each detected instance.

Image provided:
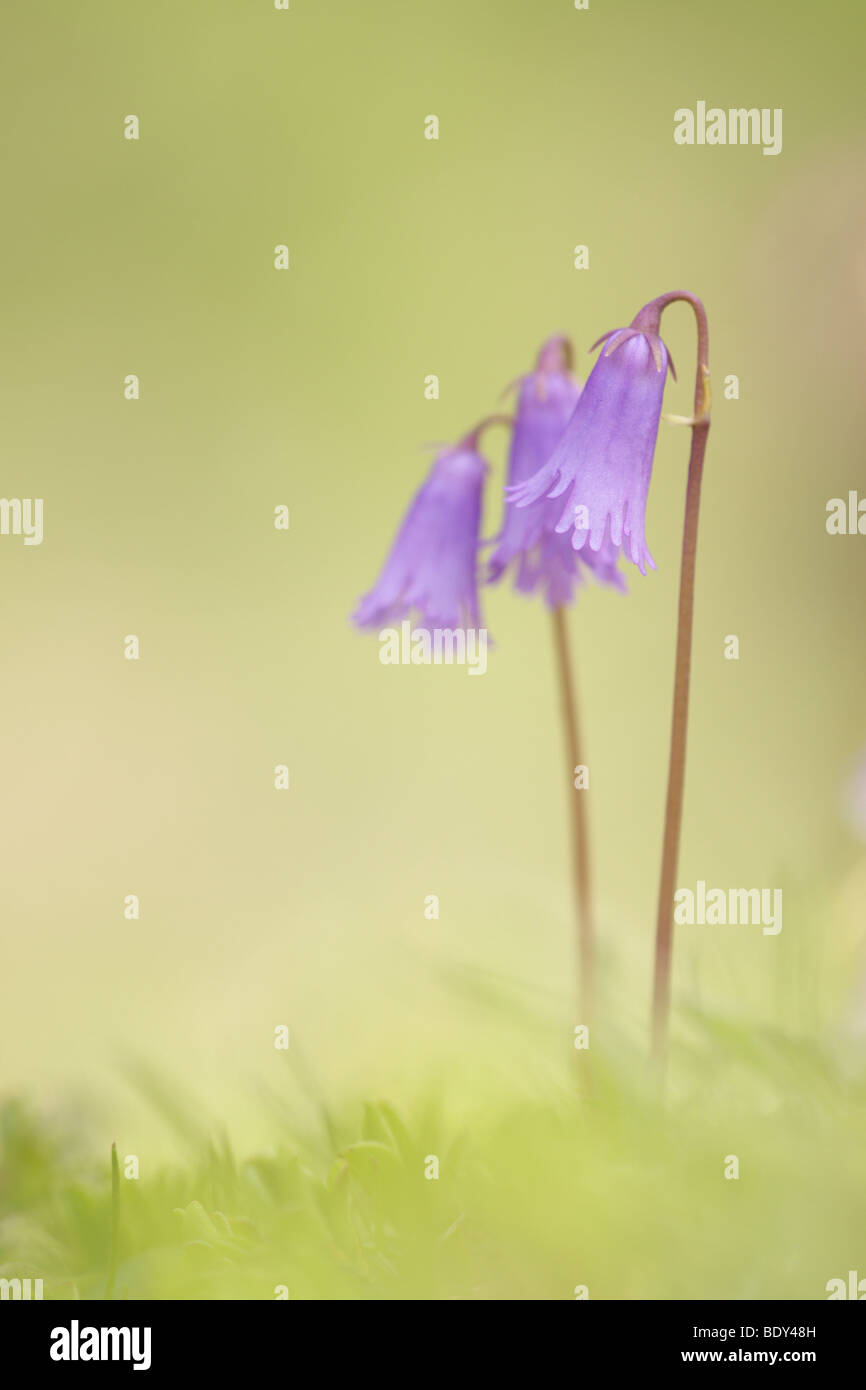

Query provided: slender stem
[460,413,514,450]
[640,292,711,1072]
[105,1141,120,1300]
[551,605,595,1026]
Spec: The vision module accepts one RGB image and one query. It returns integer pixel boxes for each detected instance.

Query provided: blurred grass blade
[104,1141,120,1301]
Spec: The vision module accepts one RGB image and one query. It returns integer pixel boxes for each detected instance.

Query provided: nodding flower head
[352,418,508,633]
[488,335,624,604]
[506,314,674,575]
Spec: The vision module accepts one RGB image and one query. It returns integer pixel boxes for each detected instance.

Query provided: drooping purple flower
[488,335,625,605]
[506,317,674,575]
[353,431,490,631]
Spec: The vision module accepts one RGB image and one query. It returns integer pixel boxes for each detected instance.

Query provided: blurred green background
[1,0,866,1296]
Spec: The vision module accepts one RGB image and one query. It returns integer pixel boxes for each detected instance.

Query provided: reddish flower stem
[635,291,711,1073]
[461,414,514,450]
[551,605,595,1028]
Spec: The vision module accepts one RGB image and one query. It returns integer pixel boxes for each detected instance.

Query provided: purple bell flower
[353,426,495,632]
[488,335,625,605]
[506,317,674,575]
